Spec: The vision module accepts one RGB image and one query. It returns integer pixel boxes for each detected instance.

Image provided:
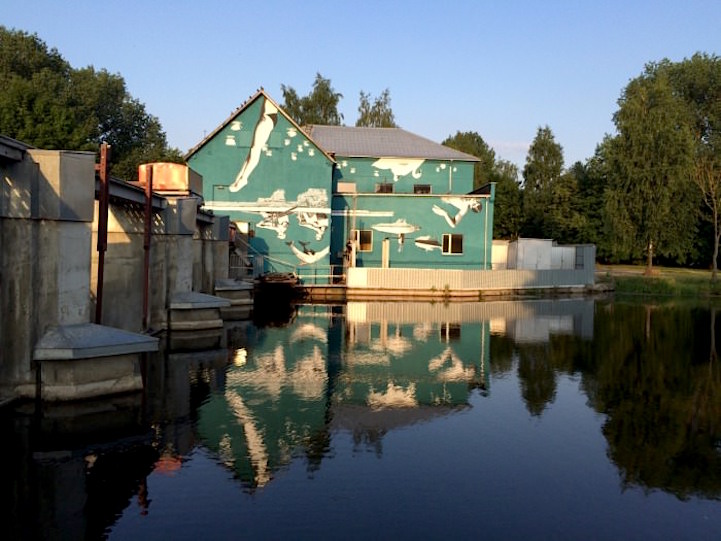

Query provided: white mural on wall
[372,219,421,252]
[296,188,330,240]
[431,197,481,228]
[286,241,330,265]
[414,235,442,252]
[229,99,279,192]
[207,188,330,241]
[372,157,425,181]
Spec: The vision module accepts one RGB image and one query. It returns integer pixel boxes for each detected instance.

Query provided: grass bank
[596,264,721,297]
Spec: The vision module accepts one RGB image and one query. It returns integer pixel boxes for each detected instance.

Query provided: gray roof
[0,134,32,161]
[306,125,479,162]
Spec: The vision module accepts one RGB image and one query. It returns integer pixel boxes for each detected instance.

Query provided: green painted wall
[187,95,335,273]
[187,94,494,276]
[332,192,493,270]
[334,156,474,194]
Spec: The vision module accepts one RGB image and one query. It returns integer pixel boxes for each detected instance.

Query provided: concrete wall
[91,194,230,333]
[1,147,231,398]
[1,150,96,394]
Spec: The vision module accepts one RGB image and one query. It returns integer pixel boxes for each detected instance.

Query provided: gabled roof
[305,125,480,162]
[184,89,335,164]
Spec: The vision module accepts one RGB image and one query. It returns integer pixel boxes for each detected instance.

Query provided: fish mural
[371,219,420,235]
[372,157,425,182]
[287,241,330,265]
[372,219,421,252]
[414,235,442,252]
[431,197,481,228]
[230,98,278,192]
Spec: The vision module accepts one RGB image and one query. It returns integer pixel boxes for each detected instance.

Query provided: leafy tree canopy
[522,125,564,191]
[521,126,566,238]
[442,131,496,189]
[281,73,343,126]
[356,89,397,128]
[603,63,698,270]
[0,26,181,180]
[442,131,522,239]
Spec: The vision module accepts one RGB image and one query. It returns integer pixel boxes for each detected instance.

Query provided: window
[375,183,394,193]
[442,234,463,255]
[413,184,431,194]
[353,229,373,252]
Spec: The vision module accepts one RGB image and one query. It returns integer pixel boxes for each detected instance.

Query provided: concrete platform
[33,323,159,401]
[34,323,158,360]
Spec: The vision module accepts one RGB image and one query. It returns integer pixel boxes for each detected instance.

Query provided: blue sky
[3,0,721,170]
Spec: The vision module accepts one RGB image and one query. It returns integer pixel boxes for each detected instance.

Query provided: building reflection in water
[197,300,594,489]
[2,300,596,535]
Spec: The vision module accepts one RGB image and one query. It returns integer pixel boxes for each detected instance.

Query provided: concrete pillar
[1,148,158,400]
[1,150,95,396]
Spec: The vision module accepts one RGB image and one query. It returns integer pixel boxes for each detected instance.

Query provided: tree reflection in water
[487,300,721,499]
[588,302,721,500]
[4,299,721,539]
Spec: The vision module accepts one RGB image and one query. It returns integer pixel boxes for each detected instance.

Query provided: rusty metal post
[142,166,153,331]
[95,143,111,324]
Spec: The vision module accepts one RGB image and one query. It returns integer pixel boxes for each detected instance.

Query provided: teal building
[186,89,494,280]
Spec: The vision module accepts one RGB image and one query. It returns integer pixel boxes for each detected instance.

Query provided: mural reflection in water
[196,300,594,489]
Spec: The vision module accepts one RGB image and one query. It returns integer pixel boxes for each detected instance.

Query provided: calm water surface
[3,299,721,540]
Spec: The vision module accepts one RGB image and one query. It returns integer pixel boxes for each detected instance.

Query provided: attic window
[375,183,394,193]
[413,184,431,194]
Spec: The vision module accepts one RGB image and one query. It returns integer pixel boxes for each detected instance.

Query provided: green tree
[442,132,522,238]
[281,73,343,126]
[356,89,397,128]
[492,160,522,239]
[604,65,697,273]
[0,26,181,180]
[574,151,610,252]
[521,126,564,238]
[665,54,721,274]
[442,131,496,190]
[693,154,721,279]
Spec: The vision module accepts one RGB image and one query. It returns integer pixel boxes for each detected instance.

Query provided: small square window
[353,229,373,252]
[442,234,463,255]
[413,184,431,194]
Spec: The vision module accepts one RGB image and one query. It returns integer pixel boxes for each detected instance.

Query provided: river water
[3,298,721,540]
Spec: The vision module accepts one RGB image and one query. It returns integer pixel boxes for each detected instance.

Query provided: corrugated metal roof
[306,125,479,162]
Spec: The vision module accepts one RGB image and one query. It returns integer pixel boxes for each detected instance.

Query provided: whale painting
[371,219,420,235]
[286,241,330,265]
[372,219,421,252]
[372,157,425,181]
